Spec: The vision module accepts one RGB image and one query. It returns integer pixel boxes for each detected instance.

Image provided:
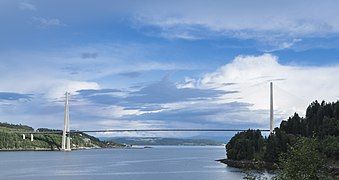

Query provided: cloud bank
[130,0,339,49]
[200,54,339,117]
[0,53,338,136]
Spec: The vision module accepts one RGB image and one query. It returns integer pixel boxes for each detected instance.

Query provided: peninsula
[220,100,339,178]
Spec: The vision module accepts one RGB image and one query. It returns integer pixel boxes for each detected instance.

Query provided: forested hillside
[225,100,339,178]
[0,122,124,150]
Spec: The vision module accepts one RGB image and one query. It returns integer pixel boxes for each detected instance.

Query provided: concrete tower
[270,82,274,134]
[62,92,71,151]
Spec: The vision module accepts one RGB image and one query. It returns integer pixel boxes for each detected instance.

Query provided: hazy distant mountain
[189,135,233,143]
[102,137,224,146]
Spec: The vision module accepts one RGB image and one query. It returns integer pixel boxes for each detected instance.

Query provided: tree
[264,128,295,163]
[226,129,265,161]
[334,101,339,120]
[277,138,329,180]
[320,117,339,137]
[319,135,339,160]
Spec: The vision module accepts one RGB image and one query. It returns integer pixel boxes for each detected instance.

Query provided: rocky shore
[217,159,278,170]
[217,158,339,178]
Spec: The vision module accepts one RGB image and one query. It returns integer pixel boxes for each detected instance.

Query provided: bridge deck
[11,129,270,134]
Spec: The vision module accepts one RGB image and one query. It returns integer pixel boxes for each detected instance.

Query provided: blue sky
[0,0,339,137]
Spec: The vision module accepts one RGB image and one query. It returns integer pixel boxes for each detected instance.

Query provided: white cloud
[18,2,36,11]
[32,17,63,27]
[0,43,195,129]
[131,0,339,48]
[46,80,100,100]
[200,54,339,119]
[0,43,193,86]
[265,39,302,52]
[176,77,197,88]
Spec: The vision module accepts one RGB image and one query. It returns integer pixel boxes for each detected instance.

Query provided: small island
[0,122,125,151]
[219,100,339,178]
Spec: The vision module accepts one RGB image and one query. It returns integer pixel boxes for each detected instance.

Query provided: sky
[0,0,339,137]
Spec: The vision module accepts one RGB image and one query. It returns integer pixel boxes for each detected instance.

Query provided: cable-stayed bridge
[17,129,271,134]
[12,82,275,152]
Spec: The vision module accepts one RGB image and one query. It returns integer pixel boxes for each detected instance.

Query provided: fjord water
[0,146,266,180]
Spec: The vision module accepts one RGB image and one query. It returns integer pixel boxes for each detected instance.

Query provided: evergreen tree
[334,101,339,120]
[264,128,295,163]
[226,129,265,161]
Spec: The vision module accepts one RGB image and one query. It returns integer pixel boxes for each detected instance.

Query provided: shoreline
[0,148,94,151]
[217,158,339,178]
[0,145,152,152]
[216,158,278,171]
[0,146,120,152]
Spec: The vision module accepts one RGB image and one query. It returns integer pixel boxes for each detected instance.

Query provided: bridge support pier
[62,92,71,151]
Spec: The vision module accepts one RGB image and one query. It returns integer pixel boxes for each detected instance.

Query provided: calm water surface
[0,146,271,180]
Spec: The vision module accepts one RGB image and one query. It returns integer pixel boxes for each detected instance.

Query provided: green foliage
[0,123,113,150]
[226,129,295,163]
[0,122,33,131]
[264,128,296,163]
[0,131,61,150]
[281,100,339,137]
[334,102,339,120]
[71,132,105,148]
[243,171,269,180]
[36,128,61,132]
[280,113,303,135]
[321,117,339,137]
[318,135,339,160]
[226,129,265,161]
[225,100,339,178]
[277,138,330,180]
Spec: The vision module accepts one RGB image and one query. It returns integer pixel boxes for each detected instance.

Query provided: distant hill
[189,135,233,144]
[0,122,124,150]
[104,137,223,146]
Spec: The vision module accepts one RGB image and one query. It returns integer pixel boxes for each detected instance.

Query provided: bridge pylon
[270,82,274,134]
[61,92,71,151]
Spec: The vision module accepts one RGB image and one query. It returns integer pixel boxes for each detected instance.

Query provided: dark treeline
[36,128,60,132]
[0,122,33,131]
[281,100,339,138]
[226,100,339,164]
